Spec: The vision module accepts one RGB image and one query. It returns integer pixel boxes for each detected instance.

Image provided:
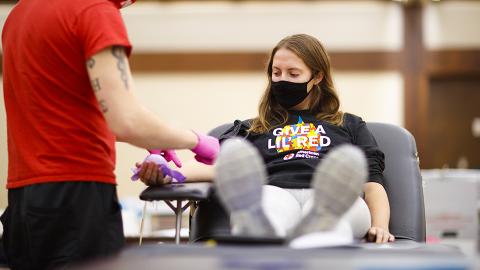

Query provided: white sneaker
[290,144,367,238]
[214,138,276,237]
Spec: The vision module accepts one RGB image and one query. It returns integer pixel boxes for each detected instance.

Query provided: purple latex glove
[131,154,186,183]
[191,131,220,165]
[148,149,182,168]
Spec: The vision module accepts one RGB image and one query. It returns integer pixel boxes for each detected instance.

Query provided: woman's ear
[314,73,324,85]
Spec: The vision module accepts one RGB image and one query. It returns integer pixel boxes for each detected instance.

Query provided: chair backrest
[191,122,426,242]
[208,123,234,139]
[366,122,425,242]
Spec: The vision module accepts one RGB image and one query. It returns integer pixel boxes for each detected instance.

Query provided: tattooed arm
[85,46,197,150]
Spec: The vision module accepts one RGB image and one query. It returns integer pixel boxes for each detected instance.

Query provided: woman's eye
[273,72,280,77]
[290,74,299,77]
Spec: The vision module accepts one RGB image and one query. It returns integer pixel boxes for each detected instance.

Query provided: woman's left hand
[366,227,395,243]
[135,161,172,186]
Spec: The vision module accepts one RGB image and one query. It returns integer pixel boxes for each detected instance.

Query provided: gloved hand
[148,149,182,168]
[191,131,220,165]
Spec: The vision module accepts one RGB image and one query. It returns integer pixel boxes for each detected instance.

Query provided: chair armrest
[139,182,213,202]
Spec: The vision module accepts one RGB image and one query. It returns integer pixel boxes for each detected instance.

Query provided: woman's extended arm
[363,182,395,243]
[137,160,214,186]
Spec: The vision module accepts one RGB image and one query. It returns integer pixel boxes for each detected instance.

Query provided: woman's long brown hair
[249,34,343,133]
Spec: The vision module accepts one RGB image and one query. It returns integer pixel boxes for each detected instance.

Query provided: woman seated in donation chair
[135,34,394,246]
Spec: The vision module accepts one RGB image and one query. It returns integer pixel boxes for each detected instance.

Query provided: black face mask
[271,79,313,109]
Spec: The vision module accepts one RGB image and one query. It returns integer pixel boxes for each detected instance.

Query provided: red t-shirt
[2,0,132,188]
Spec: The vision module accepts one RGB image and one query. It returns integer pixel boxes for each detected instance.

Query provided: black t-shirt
[218,111,385,189]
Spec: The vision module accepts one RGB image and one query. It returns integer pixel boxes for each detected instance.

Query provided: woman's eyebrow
[272,66,302,72]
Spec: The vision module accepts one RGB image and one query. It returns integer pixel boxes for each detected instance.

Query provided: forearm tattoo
[91,78,101,92]
[112,46,129,90]
[86,58,95,69]
[99,100,108,114]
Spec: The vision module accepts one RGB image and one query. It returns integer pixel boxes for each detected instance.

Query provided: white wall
[0,5,9,52]
[336,71,404,125]
[121,1,403,52]
[424,1,480,50]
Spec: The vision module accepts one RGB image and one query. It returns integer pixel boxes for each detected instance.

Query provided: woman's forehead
[272,48,308,70]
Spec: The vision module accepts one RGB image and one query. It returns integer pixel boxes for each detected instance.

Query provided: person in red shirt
[0,0,218,269]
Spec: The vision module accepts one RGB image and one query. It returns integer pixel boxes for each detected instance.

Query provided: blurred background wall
[0,0,479,208]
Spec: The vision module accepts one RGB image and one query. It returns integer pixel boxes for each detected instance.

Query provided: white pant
[260,185,371,238]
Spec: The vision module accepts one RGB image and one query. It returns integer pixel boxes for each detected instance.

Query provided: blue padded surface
[72,242,468,270]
